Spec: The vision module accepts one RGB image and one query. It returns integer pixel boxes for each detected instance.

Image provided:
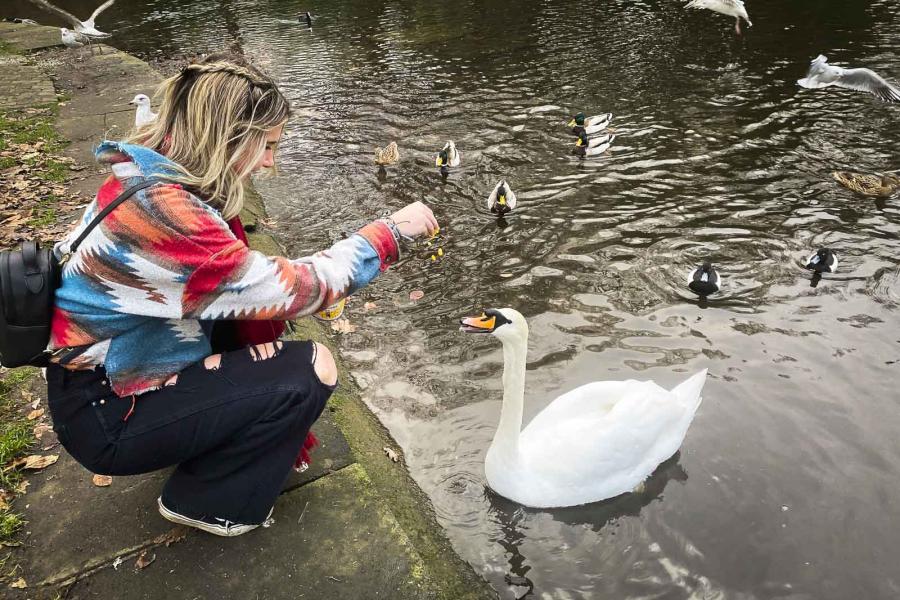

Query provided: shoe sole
[157,497,261,537]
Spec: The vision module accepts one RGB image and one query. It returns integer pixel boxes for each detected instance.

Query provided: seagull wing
[25,0,81,28]
[838,68,900,102]
[684,0,741,13]
[89,0,116,23]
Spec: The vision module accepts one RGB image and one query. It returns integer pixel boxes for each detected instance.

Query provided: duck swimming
[832,171,900,197]
[374,141,400,166]
[805,248,838,273]
[688,262,721,298]
[487,180,517,215]
[459,308,707,508]
[569,112,612,136]
[572,131,615,158]
[435,140,461,176]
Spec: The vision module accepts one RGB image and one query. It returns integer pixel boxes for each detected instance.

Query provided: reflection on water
[5,0,899,597]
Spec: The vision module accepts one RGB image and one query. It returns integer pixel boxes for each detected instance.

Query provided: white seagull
[60,27,85,50]
[27,0,115,38]
[684,0,752,35]
[798,55,900,103]
[129,94,158,128]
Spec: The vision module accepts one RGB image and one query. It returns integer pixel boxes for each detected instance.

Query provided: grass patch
[0,368,38,544]
[0,39,21,56]
[0,110,66,154]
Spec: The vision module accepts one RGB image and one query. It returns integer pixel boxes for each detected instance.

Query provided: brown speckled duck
[374,141,400,166]
[832,171,900,198]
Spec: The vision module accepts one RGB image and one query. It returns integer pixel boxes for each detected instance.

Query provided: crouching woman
[45,54,438,536]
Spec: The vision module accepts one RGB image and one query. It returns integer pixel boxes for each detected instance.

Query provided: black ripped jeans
[46,340,335,525]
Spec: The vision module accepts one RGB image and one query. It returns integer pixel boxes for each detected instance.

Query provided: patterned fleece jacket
[49,141,400,397]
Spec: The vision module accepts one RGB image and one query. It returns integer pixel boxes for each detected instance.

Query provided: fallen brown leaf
[153,527,188,547]
[26,409,45,420]
[330,319,356,334]
[363,302,377,311]
[135,550,156,570]
[92,474,112,487]
[409,290,425,301]
[383,447,400,462]
[23,454,59,470]
[10,578,27,589]
[33,423,52,438]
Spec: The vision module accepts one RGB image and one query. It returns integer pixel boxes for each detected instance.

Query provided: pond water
[6,0,900,597]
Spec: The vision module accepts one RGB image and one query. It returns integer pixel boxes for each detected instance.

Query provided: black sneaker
[157,496,273,537]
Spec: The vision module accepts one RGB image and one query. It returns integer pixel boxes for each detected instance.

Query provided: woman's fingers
[391,202,440,239]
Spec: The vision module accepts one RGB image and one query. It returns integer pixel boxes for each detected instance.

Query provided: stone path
[0,22,495,600]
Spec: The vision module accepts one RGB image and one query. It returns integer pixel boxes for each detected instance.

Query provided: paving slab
[0,55,56,110]
[12,410,352,587]
[0,23,62,52]
[62,463,437,600]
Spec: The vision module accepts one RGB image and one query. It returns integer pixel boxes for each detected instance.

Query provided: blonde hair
[127,53,291,220]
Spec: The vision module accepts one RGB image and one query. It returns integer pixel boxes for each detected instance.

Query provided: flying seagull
[26,0,115,38]
[684,0,752,35]
[798,55,900,103]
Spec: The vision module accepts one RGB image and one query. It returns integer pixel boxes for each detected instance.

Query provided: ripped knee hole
[249,341,284,362]
[312,342,337,386]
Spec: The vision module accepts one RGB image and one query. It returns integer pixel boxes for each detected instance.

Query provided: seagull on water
[798,55,900,103]
[27,0,115,38]
[129,94,157,128]
[684,0,752,35]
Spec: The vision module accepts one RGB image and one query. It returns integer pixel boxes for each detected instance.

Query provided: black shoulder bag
[0,179,158,368]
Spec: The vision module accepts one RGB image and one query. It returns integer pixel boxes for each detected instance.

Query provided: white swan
[460,308,706,508]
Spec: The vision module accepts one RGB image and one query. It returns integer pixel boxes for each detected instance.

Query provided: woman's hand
[389,201,439,240]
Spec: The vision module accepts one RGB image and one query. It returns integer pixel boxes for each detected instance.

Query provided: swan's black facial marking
[484,309,512,329]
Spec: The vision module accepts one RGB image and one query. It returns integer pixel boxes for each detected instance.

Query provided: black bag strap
[21,241,40,274]
[68,179,160,254]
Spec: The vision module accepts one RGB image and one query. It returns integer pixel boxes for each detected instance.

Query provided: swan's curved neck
[493,332,528,457]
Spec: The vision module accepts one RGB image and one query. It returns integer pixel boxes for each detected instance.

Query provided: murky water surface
[7,0,900,597]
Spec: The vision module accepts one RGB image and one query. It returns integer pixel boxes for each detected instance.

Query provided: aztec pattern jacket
[49,141,400,397]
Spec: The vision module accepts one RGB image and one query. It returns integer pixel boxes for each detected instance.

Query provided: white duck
[487,180,517,215]
[568,112,612,136]
[129,94,157,128]
[684,0,752,35]
[435,140,461,176]
[573,131,615,158]
[460,308,707,508]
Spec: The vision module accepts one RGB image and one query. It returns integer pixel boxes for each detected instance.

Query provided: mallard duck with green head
[568,112,612,136]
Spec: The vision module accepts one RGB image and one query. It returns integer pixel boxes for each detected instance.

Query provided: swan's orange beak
[459,313,495,333]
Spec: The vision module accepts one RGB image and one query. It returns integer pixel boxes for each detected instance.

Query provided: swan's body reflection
[487,453,688,598]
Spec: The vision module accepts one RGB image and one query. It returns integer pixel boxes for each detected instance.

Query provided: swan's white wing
[838,68,900,102]
[27,0,82,28]
[516,381,692,505]
[88,0,116,23]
